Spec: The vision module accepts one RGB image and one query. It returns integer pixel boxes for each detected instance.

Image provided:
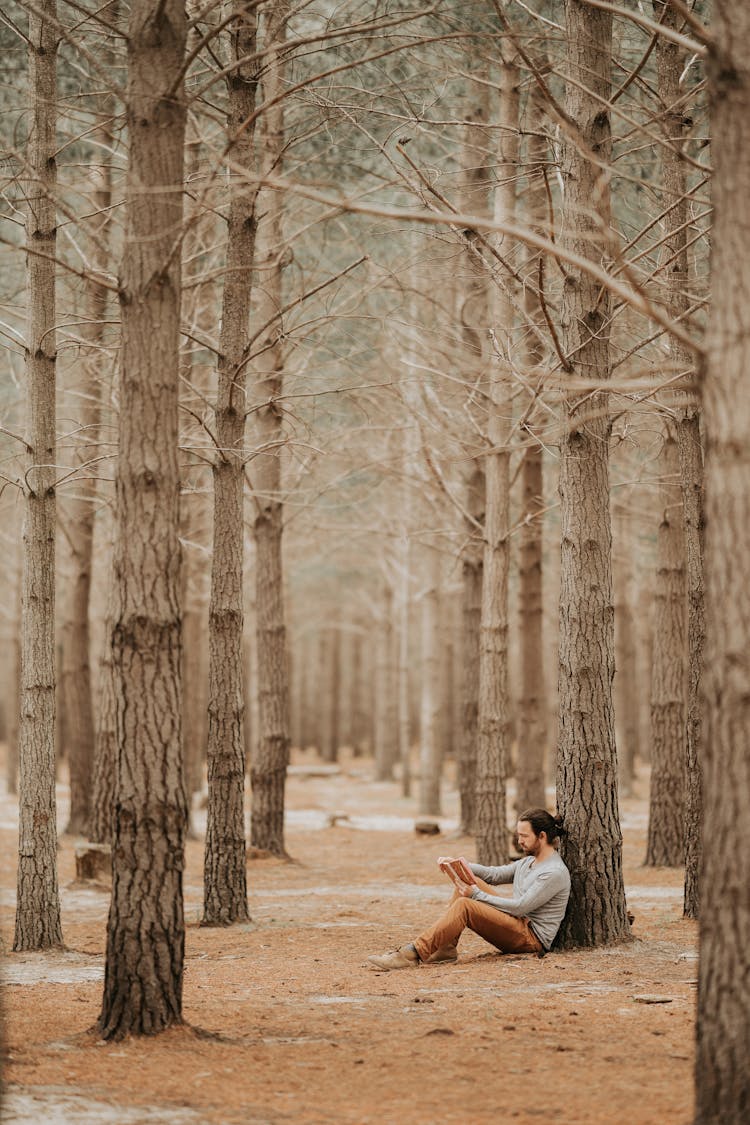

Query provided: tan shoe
[425,945,458,964]
[366,945,420,971]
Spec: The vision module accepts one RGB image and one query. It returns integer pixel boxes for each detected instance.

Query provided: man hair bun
[553,814,566,837]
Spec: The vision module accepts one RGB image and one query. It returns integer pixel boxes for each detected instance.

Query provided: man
[367,808,570,971]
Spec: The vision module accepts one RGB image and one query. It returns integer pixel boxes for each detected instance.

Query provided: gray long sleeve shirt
[469,852,571,950]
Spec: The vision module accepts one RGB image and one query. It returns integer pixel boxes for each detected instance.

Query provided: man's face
[516,820,542,857]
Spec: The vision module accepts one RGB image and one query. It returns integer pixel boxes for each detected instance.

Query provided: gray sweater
[469,852,571,950]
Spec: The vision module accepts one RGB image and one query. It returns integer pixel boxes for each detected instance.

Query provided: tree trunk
[515,79,548,817]
[6,534,21,797]
[180,84,216,829]
[459,466,482,834]
[98,0,188,1038]
[90,579,117,846]
[614,503,641,796]
[319,625,341,763]
[61,8,118,836]
[14,0,63,953]
[694,6,750,1117]
[203,0,259,926]
[349,630,368,756]
[418,549,442,817]
[475,47,519,865]
[653,0,705,918]
[680,410,704,917]
[645,428,686,866]
[457,83,491,836]
[556,0,630,949]
[374,583,397,781]
[397,545,412,796]
[249,1,291,856]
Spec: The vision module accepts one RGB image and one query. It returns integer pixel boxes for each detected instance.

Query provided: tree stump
[414,819,441,836]
[74,843,111,884]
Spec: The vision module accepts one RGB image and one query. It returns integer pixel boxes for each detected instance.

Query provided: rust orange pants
[412,876,543,961]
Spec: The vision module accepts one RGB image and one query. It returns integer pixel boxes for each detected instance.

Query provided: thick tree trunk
[249,1,291,856]
[516,81,548,816]
[654,0,705,918]
[98,0,188,1038]
[694,6,750,1118]
[14,0,63,953]
[475,48,518,865]
[556,0,630,949]
[203,0,259,926]
[645,428,686,866]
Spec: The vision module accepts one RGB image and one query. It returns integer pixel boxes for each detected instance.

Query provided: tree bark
[98,0,188,1038]
[556,0,630,949]
[613,502,641,797]
[653,0,705,919]
[397,535,412,795]
[14,0,63,953]
[459,465,482,834]
[202,0,259,926]
[60,6,118,836]
[644,428,686,866]
[694,5,750,1117]
[249,0,291,856]
[418,548,442,817]
[6,533,21,797]
[475,46,519,865]
[180,81,216,830]
[90,567,116,846]
[457,85,491,836]
[515,78,548,816]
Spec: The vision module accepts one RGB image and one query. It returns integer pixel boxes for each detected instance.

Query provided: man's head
[516,808,566,856]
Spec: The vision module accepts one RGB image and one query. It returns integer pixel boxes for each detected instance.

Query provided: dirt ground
[1,747,696,1125]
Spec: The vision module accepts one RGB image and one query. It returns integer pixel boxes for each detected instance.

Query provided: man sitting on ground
[367,807,571,971]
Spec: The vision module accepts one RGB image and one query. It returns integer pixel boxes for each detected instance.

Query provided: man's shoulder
[550,851,572,883]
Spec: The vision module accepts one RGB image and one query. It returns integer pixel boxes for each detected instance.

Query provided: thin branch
[228,167,702,356]
[578,0,708,52]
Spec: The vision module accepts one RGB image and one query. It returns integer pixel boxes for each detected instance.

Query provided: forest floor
[1,746,696,1125]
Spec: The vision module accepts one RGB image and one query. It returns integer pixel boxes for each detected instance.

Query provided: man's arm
[470,866,569,917]
[468,861,516,886]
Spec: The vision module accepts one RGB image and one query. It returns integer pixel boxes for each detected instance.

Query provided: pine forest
[0,1,748,1122]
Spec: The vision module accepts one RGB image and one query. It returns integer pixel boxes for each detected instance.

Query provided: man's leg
[413,879,542,960]
[366,877,541,971]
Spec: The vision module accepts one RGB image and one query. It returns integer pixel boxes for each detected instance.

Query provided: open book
[438,856,477,889]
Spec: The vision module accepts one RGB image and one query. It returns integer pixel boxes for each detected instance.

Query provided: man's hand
[456,876,476,898]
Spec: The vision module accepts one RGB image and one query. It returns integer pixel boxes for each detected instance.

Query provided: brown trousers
[412,876,543,961]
